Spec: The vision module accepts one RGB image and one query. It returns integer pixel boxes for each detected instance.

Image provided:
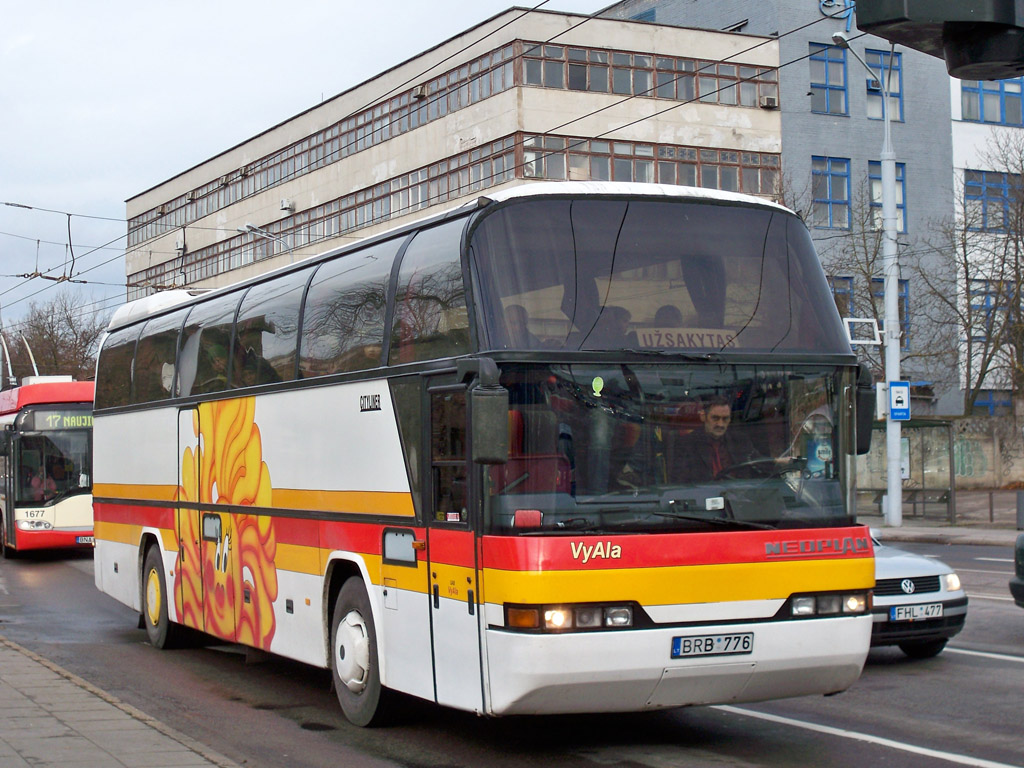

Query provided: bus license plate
[77,536,95,545]
[672,632,753,658]
[890,603,942,621]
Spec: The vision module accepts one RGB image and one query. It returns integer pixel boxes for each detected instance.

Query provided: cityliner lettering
[570,540,623,564]
[359,394,381,412]
[764,536,870,558]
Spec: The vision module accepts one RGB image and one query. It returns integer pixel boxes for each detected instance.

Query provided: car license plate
[76,536,94,545]
[672,632,753,658]
[890,603,942,621]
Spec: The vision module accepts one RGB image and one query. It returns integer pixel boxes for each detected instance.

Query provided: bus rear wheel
[331,577,390,726]
[142,545,180,649]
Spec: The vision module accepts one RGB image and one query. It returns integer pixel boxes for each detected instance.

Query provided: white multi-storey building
[125,8,783,300]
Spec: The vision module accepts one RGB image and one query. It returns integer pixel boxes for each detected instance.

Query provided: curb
[0,635,243,768]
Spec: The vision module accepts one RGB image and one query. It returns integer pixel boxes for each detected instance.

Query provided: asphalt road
[0,542,1021,768]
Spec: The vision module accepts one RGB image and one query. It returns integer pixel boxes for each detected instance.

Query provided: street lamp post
[237,223,293,262]
[833,31,903,527]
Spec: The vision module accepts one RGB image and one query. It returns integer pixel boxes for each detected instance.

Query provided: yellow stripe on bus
[93,483,415,517]
[479,557,874,605]
[94,519,177,552]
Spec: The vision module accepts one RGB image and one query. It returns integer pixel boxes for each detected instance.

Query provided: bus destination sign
[19,410,94,431]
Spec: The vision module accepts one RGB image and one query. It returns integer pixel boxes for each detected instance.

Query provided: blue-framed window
[968,279,1000,342]
[864,49,904,121]
[868,160,907,232]
[827,275,854,318]
[961,78,1024,125]
[871,277,910,350]
[811,156,851,229]
[809,43,848,115]
[963,169,1020,231]
[973,390,1013,417]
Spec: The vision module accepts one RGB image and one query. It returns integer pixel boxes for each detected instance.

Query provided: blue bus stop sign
[889,381,911,421]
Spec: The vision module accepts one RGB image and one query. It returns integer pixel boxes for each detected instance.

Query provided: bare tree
[1,291,108,383]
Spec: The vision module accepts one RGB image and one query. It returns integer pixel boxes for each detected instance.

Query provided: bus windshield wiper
[650,511,775,530]
[620,348,719,362]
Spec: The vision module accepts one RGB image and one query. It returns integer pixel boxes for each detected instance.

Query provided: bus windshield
[469,196,849,354]
[14,409,92,505]
[484,363,853,535]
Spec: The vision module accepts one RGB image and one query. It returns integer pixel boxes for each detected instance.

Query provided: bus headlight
[789,591,870,617]
[16,519,53,531]
[506,603,636,632]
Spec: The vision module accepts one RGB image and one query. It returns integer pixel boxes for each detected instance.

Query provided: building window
[809,43,847,115]
[864,49,903,121]
[868,160,907,232]
[811,156,851,229]
[973,390,1013,417]
[969,279,1000,342]
[828,276,854,318]
[961,77,1024,125]
[871,277,910,350]
[522,42,778,107]
[963,169,1021,231]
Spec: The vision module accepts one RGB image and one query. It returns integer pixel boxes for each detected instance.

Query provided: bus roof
[0,380,95,417]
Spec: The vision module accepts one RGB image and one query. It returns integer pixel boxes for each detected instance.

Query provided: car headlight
[943,572,961,592]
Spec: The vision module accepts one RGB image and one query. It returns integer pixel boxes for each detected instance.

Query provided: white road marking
[959,568,1012,575]
[946,647,1024,664]
[976,558,1013,563]
[968,594,1015,602]
[716,705,1022,768]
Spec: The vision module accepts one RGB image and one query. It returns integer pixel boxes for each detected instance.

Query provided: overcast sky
[0,0,602,330]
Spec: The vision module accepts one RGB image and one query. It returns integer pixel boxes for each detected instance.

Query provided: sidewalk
[859,488,1022,547]
[0,636,241,768]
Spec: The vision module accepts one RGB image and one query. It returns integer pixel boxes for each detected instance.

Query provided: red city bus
[0,376,94,555]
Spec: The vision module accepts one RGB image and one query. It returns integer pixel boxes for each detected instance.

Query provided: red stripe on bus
[10,529,93,551]
[93,502,175,530]
[481,526,873,571]
[427,528,476,566]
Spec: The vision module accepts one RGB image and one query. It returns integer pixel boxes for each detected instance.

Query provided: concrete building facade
[602,0,961,415]
[125,8,783,303]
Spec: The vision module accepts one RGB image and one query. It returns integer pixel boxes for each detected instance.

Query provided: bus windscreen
[469,197,850,354]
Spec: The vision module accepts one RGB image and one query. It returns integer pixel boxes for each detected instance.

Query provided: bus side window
[178,293,243,397]
[431,389,467,523]
[133,308,188,404]
[389,220,469,365]
[95,325,141,409]
[299,242,397,378]
[232,266,312,387]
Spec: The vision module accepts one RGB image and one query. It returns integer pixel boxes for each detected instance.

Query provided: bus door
[1,431,14,549]
[425,381,484,712]
[176,408,204,633]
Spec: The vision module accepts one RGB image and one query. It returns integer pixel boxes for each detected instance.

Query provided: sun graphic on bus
[175,397,279,649]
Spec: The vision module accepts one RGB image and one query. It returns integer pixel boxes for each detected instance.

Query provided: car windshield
[483,363,855,535]
[469,196,849,354]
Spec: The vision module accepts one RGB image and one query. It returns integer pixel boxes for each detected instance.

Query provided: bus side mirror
[855,364,874,456]
[471,384,509,465]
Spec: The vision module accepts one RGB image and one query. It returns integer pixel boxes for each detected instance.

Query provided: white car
[870,533,968,658]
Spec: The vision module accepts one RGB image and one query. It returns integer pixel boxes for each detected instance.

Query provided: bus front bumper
[12,527,94,551]
[484,615,870,716]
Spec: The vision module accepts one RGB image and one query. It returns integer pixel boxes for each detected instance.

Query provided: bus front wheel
[331,577,390,726]
[142,545,180,649]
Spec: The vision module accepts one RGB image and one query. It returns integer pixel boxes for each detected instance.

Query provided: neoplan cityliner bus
[0,376,94,555]
[92,182,875,726]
